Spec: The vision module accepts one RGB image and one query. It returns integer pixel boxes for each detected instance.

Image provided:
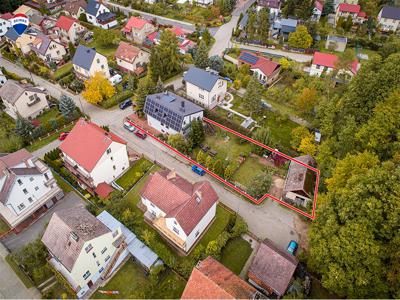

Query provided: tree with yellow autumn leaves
[82,72,115,104]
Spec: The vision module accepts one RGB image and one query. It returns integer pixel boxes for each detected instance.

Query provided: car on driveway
[110,74,123,86]
[58,132,69,141]
[192,165,206,176]
[119,99,132,110]
[134,130,147,139]
[287,240,298,255]
[123,122,135,132]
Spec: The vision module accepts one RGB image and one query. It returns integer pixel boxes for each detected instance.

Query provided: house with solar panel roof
[143,92,204,136]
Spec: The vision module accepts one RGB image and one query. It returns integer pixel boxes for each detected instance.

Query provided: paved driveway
[2,192,85,252]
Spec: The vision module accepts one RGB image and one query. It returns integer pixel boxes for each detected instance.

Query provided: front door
[87,280,93,288]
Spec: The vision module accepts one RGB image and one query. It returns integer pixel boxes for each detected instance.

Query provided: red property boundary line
[126,117,320,220]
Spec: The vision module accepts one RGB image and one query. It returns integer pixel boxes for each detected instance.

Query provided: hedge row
[54,64,74,81]
[100,90,134,109]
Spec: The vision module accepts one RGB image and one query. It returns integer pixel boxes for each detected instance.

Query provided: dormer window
[106,148,111,154]
[85,244,93,253]
[70,231,79,242]
[97,58,100,63]
[17,179,22,185]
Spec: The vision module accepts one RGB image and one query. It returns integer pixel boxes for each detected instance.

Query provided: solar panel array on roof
[144,96,185,132]
[239,52,259,65]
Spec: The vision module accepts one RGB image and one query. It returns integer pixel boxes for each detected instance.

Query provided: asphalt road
[2,192,86,252]
[0,50,302,250]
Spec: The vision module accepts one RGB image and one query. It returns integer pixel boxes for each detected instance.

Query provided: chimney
[166,169,176,180]
[195,191,202,204]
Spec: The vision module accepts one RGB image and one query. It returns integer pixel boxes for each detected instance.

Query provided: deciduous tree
[288,25,313,49]
[243,75,263,116]
[82,72,115,104]
[247,170,273,198]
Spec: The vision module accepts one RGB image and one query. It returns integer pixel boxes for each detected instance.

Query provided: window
[34,186,39,191]
[28,197,33,203]
[83,270,91,280]
[92,252,96,258]
[198,94,204,99]
[150,203,155,208]
[17,203,25,211]
[96,261,100,266]
[85,244,93,253]
[173,227,179,234]
[101,247,107,254]
[44,173,49,181]
[106,148,111,154]
[195,230,200,237]
[113,165,116,170]
[110,156,113,161]
[96,58,100,63]
[23,188,28,194]
[99,267,104,273]
[29,177,34,182]
[104,255,110,262]
[112,230,118,238]
[173,220,177,225]
[17,179,22,185]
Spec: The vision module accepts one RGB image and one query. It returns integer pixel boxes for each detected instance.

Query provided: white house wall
[309,64,333,76]
[89,53,110,78]
[0,19,11,37]
[185,79,227,109]
[90,141,129,187]
[13,91,49,120]
[141,196,166,218]
[378,11,400,31]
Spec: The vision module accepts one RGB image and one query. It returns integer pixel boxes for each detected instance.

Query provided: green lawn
[42,281,76,299]
[36,107,60,123]
[0,218,10,235]
[115,157,154,190]
[53,62,73,80]
[0,112,23,153]
[221,237,252,275]
[5,255,34,288]
[232,156,265,189]
[92,260,186,299]
[26,123,75,152]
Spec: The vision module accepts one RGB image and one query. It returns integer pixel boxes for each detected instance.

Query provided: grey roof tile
[183,66,219,92]
[72,44,97,71]
[381,5,400,20]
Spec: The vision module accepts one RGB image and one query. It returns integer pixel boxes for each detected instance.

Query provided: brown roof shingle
[41,205,110,272]
[115,41,141,63]
[248,239,298,296]
[140,170,218,235]
[182,256,259,299]
[283,155,316,196]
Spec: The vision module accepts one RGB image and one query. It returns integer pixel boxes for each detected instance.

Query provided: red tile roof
[55,15,77,31]
[59,118,127,172]
[357,11,366,18]
[338,3,361,13]
[167,26,189,36]
[140,170,218,235]
[146,31,158,42]
[181,257,258,299]
[248,239,298,296]
[123,16,151,33]
[115,41,140,63]
[0,13,14,20]
[251,55,281,77]
[95,182,114,198]
[315,0,323,12]
[350,59,360,74]
[312,51,338,68]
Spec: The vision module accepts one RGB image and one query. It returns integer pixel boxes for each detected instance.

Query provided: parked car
[58,132,69,141]
[261,100,272,110]
[191,165,206,176]
[123,121,135,132]
[134,130,147,139]
[119,99,132,110]
[109,74,122,86]
[287,240,298,255]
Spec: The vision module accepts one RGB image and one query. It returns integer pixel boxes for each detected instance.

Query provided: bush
[100,90,134,109]
[229,215,248,238]
[204,109,251,136]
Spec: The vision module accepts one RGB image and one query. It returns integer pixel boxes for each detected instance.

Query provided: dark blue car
[192,165,206,176]
[119,99,132,110]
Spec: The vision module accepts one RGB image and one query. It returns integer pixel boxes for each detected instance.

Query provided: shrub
[100,90,134,109]
[229,215,248,238]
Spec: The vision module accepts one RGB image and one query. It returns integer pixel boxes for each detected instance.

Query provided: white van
[109,74,122,86]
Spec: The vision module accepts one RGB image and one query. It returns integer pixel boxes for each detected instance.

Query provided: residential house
[54,15,86,45]
[42,205,126,298]
[4,29,37,55]
[309,51,359,79]
[25,0,65,14]
[312,1,323,21]
[0,80,49,120]
[0,70,7,87]
[145,27,196,55]
[238,51,281,86]
[0,149,64,230]
[29,14,45,32]
[123,16,155,44]
[257,0,282,18]
[97,210,163,273]
[72,44,110,79]
[29,34,67,64]
[182,256,261,299]
[273,18,297,39]
[85,0,117,29]
[377,6,400,32]
[238,12,249,30]
[114,41,150,74]
[283,155,316,207]
[183,66,227,109]
[335,3,366,25]
[140,169,218,253]
[143,92,204,136]
[325,35,347,52]
[248,239,299,297]
[59,118,129,196]
[0,13,13,37]
[13,5,40,17]
[62,0,87,19]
